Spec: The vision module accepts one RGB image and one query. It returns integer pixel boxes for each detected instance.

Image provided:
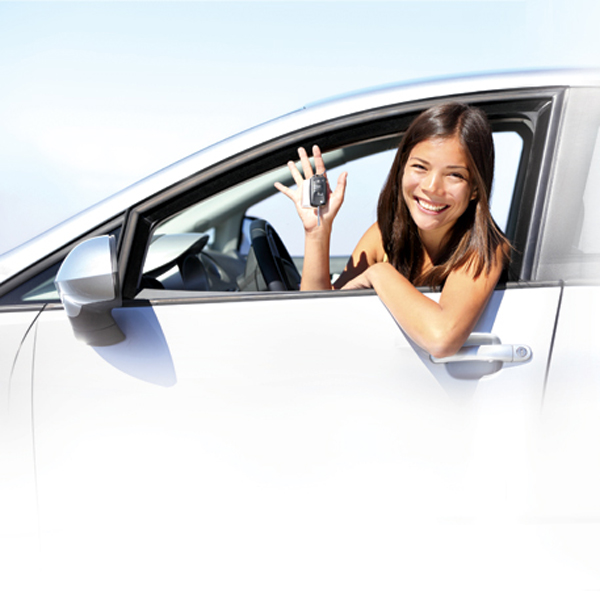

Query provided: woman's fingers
[327,171,347,210]
[273,181,295,201]
[333,171,347,198]
[289,145,326,183]
[278,146,315,192]
[274,149,308,201]
[298,147,314,179]
[280,158,302,189]
[275,146,344,219]
[312,145,326,176]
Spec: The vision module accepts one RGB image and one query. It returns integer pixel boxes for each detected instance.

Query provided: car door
[30,287,562,597]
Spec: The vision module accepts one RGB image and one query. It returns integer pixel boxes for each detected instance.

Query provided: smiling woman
[275,103,510,358]
[376,102,508,287]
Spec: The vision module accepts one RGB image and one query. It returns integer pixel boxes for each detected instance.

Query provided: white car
[1,70,600,598]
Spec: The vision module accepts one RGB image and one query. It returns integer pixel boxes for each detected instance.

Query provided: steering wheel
[142,233,210,290]
[249,219,301,291]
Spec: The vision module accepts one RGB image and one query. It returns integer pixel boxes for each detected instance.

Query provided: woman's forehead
[408,135,469,166]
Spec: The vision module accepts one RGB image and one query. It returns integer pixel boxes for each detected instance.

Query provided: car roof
[2,68,600,286]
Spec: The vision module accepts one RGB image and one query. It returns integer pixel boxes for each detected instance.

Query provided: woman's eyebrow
[410,156,469,170]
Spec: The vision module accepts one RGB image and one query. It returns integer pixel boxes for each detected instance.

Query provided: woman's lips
[416,197,449,214]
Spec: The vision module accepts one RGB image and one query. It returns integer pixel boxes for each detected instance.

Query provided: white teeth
[417,198,447,212]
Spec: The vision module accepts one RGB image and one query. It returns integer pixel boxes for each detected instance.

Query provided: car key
[302,174,328,226]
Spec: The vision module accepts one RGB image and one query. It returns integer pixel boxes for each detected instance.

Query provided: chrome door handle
[429,332,532,364]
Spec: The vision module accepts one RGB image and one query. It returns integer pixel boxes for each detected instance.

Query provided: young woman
[274,102,510,359]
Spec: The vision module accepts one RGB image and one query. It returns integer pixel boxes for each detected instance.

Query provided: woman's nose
[422,171,443,195]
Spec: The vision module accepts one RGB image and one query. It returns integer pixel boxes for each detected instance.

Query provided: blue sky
[1,0,599,254]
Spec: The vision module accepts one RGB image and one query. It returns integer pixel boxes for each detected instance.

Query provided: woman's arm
[342,246,506,358]
[274,146,347,290]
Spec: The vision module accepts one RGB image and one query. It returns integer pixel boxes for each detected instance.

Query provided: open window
[135,110,531,298]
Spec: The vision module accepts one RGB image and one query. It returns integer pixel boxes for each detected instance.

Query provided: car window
[141,129,524,294]
[576,126,600,255]
[564,123,600,282]
[0,263,62,304]
[490,131,523,233]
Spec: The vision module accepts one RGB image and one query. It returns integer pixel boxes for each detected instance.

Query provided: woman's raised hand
[274,145,347,234]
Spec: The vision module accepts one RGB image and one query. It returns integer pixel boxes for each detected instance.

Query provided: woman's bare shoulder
[332,222,386,289]
[441,244,506,308]
[358,222,387,262]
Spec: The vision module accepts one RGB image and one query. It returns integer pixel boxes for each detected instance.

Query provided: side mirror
[55,235,125,346]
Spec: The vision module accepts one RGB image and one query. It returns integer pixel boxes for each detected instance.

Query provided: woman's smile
[415,197,450,214]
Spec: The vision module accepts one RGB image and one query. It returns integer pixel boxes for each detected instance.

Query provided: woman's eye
[449,172,466,180]
[411,163,426,171]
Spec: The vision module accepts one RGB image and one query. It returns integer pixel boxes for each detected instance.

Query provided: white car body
[1,70,600,598]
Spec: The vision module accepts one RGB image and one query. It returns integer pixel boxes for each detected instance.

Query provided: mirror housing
[55,235,125,346]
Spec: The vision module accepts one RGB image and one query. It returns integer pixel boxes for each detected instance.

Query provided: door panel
[0,311,41,594]
[31,286,583,597]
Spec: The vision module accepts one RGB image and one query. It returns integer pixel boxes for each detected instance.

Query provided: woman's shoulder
[357,222,387,263]
[332,222,387,289]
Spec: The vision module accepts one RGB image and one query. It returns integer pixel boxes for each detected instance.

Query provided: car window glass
[21,269,60,302]
[0,263,62,305]
[576,126,600,255]
[490,131,523,233]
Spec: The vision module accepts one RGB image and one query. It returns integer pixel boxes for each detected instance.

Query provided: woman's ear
[470,188,478,201]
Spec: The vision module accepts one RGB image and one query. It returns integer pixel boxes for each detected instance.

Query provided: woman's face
[401,135,475,237]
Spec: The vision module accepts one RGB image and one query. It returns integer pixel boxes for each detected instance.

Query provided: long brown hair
[377,102,510,288]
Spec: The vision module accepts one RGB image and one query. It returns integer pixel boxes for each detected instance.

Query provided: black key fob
[302,174,329,208]
[309,175,328,207]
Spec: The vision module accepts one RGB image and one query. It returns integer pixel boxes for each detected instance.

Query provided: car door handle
[429,332,532,364]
